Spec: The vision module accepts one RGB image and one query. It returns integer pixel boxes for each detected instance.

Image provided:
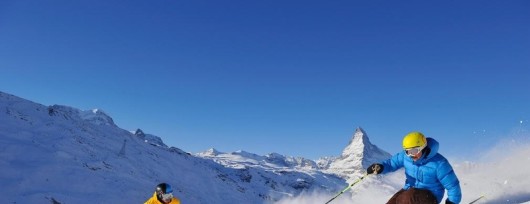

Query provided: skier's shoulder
[144,192,157,204]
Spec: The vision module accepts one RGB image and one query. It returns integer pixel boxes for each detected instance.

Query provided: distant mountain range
[0,91,392,203]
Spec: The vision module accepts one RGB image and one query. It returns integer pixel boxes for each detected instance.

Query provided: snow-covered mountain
[198,128,392,184]
[0,91,389,203]
[196,149,320,170]
[318,127,392,182]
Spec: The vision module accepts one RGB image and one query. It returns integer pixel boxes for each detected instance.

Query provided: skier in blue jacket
[367,132,462,204]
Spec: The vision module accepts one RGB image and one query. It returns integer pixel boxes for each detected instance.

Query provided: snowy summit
[318,127,391,182]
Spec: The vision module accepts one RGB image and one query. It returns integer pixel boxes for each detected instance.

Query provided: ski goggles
[156,189,174,203]
[160,193,174,202]
[405,146,424,157]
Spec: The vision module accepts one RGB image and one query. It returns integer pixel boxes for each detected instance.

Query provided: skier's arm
[437,161,462,204]
[380,151,405,174]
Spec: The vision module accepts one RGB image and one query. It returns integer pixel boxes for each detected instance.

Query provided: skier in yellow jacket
[144,183,181,204]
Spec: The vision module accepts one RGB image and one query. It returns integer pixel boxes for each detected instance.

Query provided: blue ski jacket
[381,138,462,203]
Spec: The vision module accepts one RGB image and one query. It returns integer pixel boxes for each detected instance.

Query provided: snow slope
[2,90,529,204]
[0,91,264,203]
[0,91,349,203]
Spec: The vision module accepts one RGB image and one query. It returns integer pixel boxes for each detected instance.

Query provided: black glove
[445,200,455,204]
[367,163,383,175]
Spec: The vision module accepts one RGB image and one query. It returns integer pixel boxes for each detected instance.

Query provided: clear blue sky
[1,1,529,159]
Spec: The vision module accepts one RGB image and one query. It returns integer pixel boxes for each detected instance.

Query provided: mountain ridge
[0,90,392,203]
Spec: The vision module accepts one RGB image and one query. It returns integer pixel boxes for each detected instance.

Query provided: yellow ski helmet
[402,132,427,149]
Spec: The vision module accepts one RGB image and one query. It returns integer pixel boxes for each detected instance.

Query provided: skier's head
[402,132,427,159]
[155,183,174,203]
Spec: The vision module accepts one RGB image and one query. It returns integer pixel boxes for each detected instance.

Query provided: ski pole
[324,174,368,204]
[469,195,485,204]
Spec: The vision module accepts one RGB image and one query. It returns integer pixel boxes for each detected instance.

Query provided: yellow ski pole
[324,174,368,204]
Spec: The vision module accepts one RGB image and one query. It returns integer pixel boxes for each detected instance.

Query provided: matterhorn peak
[342,127,371,157]
[322,127,391,181]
